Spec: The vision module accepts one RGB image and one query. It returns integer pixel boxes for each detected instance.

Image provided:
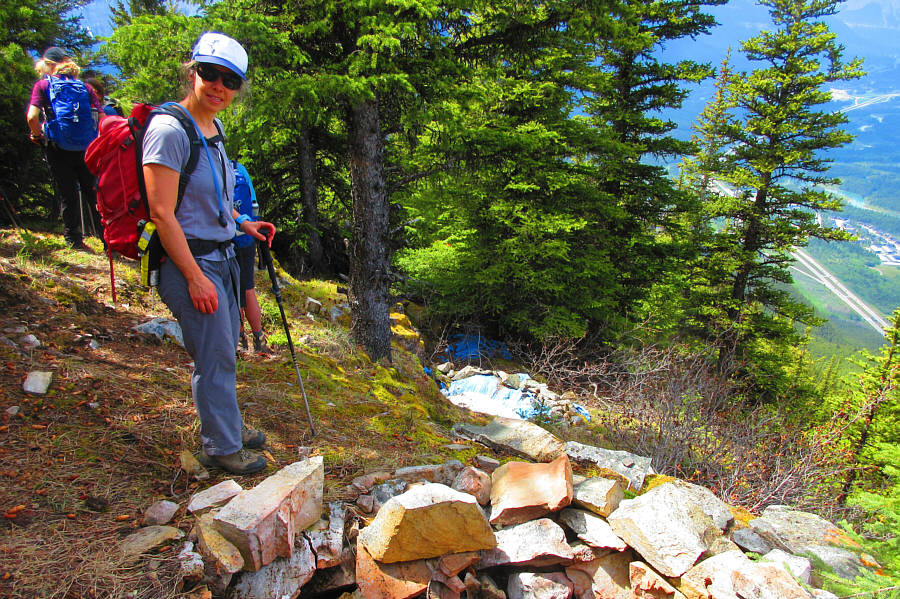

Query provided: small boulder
[214,457,323,571]
[730,526,773,555]
[194,513,244,575]
[142,499,179,526]
[565,442,651,492]
[630,561,686,599]
[306,501,346,569]
[572,477,623,518]
[481,518,577,568]
[229,536,316,599]
[453,466,492,505]
[565,549,633,599]
[358,483,495,563]
[474,455,501,473]
[761,549,812,585]
[606,483,721,577]
[558,508,627,551]
[355,543,432,599]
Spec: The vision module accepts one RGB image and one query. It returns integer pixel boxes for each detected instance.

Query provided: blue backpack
[44,75,97,151]
[232,161,259,248]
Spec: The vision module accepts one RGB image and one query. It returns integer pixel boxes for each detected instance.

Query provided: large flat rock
[457,417,565,462]
[358,482,495,563]
[565,441,651,492]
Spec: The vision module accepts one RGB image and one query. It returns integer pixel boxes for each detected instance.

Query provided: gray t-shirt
[142,113,236,259]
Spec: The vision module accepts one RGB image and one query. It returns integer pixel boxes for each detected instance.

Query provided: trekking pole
[0,184,23,231]
[258,239,316,437]
[77,184,87,239]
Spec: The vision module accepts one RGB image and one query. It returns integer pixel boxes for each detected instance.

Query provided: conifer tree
[687,0,864,378]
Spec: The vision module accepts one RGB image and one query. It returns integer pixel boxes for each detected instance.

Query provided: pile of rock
[120,418,872,598]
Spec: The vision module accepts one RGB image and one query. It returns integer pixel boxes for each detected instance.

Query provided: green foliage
[676,0,865,395]
[396,0,721,341]
[845,443,900,593]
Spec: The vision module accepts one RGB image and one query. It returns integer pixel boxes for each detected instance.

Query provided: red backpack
[85,102,218,300]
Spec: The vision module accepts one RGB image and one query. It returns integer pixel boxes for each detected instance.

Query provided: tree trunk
[347,98,392,362]
[297,129,327,274]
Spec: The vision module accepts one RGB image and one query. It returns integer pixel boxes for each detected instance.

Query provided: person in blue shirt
[232,160,270,354]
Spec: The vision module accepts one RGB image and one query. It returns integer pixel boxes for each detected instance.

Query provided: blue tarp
[445,334,512,361]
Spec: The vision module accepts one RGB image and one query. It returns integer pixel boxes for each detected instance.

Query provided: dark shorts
[235,243,257,305]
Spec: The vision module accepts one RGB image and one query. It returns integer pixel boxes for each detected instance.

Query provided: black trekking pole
[0,184,23,231]
[258,239,316,437]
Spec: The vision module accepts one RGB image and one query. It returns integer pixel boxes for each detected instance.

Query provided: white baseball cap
[192,32,248,80]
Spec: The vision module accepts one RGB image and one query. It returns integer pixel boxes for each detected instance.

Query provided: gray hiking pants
[159,255,243,456]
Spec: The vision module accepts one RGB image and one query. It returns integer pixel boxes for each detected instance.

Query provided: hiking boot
[241,426,266,449]
[238,331,248,351]
[198,448,267,475]
[252,331,271,355]
[70,241,94,253]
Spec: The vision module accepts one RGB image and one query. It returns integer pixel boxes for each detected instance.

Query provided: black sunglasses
[195,62,243,91]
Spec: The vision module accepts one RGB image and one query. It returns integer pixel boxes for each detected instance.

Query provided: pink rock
[356,543,432,599]
[490,455,573,525]
[214,457,323,571]
[480,518,577,568]
[565,549,633,599]
[453,466,492,505]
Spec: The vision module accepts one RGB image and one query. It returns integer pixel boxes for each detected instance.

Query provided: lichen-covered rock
[565,442,651,492]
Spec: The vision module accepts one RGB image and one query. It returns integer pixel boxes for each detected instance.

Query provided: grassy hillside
[0,227,497,598]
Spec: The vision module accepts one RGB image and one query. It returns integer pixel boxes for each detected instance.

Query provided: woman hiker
[142,32,275,475]
[26,47,104,251]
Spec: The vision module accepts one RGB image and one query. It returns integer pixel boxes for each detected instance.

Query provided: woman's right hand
[188,272,219,314]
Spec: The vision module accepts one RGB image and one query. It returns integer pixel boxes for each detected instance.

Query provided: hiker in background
[84,77,124,117]
[232,160,271,355]
[142,32,275,475]
[26,47,103,251]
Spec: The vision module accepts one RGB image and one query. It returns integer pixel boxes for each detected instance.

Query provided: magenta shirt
[29,76,102,112]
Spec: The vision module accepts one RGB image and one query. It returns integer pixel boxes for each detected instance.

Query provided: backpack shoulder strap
[156,104,203,205]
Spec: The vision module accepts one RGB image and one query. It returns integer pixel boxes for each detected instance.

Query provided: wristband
[235,214,251,226]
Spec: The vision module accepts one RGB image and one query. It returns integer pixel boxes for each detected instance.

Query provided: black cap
[42,47,68,62]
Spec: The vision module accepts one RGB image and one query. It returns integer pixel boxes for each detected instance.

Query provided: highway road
[790,247,889,336]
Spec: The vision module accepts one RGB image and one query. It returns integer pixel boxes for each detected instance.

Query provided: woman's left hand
[240,220,276,247]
